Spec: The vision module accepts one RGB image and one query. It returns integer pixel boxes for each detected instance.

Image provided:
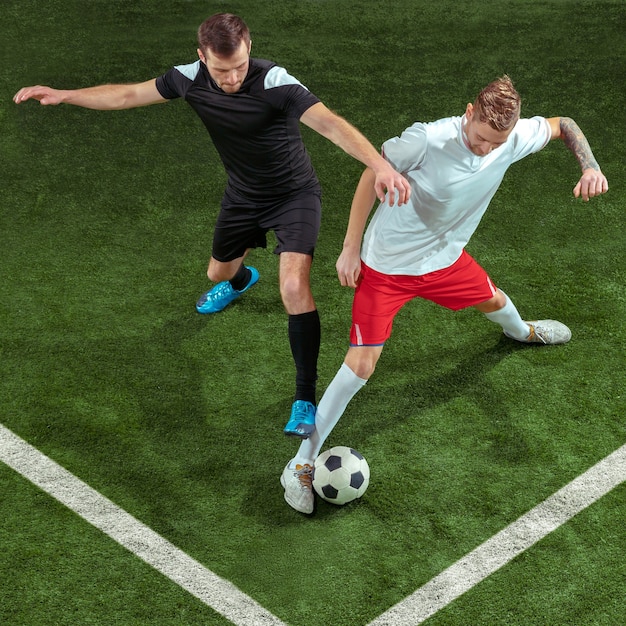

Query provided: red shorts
[350,251,497,346]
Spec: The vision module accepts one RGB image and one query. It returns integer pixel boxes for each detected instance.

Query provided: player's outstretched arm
[336,168,378,288]
[13,79,167,110]
[547,116,609,201]
[300,102,410,206]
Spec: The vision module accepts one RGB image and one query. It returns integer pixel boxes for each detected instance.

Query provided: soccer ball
[312,446,370,505]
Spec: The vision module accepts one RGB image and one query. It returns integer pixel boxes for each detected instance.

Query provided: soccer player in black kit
[14,13,410,438]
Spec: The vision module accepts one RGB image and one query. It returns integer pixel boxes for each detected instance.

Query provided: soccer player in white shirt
[281,75,608,513]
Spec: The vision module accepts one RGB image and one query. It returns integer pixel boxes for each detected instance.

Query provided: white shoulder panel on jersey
[264,66,309,91]
[174,61,201,81]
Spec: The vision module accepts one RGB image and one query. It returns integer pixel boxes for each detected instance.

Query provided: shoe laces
[211,281,235,299]
[294,464,314,490]
[292,400,315,421]
[527,324,548,344]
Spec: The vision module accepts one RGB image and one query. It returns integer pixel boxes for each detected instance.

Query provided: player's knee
[490,289,508,311]
[280,275,311,309]
[351,361,376,380]
[475,289,507,313]
[345,353,377,380]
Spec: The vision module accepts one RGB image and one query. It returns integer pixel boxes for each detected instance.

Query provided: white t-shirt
[361,115,552,275]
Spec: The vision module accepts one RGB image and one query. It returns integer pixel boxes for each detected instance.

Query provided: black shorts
[211,190,322,262]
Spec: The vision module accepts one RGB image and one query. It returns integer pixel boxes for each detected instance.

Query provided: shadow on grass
[240,331,552,525]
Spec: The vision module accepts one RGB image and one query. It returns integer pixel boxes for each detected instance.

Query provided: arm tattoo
[559,117,600,171]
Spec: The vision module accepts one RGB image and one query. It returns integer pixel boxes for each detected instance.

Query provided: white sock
[483,291,530,340]
[291,363,367,467]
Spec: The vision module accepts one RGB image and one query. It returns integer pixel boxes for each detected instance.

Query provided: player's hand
[373,163,410,206]
[336,248,362,288]
[13,86,63,106]
[574,168,608,201]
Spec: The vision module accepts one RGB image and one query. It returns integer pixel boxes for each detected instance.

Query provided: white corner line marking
[367,442,626,626]
[0,424,287,626]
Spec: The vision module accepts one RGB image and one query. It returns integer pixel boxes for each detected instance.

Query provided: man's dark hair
[198,13,251,57]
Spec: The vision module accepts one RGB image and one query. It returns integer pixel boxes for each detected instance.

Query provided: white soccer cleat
[506,320,572,345]
[280,462,314,514]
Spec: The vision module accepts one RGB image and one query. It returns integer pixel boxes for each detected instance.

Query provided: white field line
[3,421,624,626]
[367,442,626,626]
[0,424,287,626]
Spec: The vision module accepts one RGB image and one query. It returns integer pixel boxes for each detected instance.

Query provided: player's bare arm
[547,116,609,201]
[336,168,378,288]
[13,79,167,110]
[300,102,410,206]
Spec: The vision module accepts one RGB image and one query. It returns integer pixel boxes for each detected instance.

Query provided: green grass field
[1,1,625,624]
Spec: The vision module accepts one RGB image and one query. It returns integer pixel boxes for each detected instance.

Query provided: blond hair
[473,75,521,131]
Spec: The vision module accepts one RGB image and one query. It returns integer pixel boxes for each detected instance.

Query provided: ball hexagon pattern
[312,446,370,505]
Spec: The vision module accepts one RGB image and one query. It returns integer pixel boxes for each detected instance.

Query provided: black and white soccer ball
[312,446,370,505]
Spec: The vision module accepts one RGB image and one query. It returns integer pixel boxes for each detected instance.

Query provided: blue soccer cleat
[283,400,316,439]
[196,267,259,314]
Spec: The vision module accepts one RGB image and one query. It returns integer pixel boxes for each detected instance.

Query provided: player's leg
[196,254,260,314]
[422,251,570,345]
[206,254,248,283]
[280,251,320,438]
[196,198,265,314]
[269,193,322,439]
[474,288,531,339]
[476,290,571,345]
[278,250,316,313]
[282,262,403,513]
[292,345,381,464]
[295,262,405,459]
[281,346,380,514]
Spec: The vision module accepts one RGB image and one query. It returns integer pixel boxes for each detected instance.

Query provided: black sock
[288,310,321,405]
[229,264,251,291]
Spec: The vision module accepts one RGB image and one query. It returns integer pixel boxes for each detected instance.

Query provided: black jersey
[156,58,322,201]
